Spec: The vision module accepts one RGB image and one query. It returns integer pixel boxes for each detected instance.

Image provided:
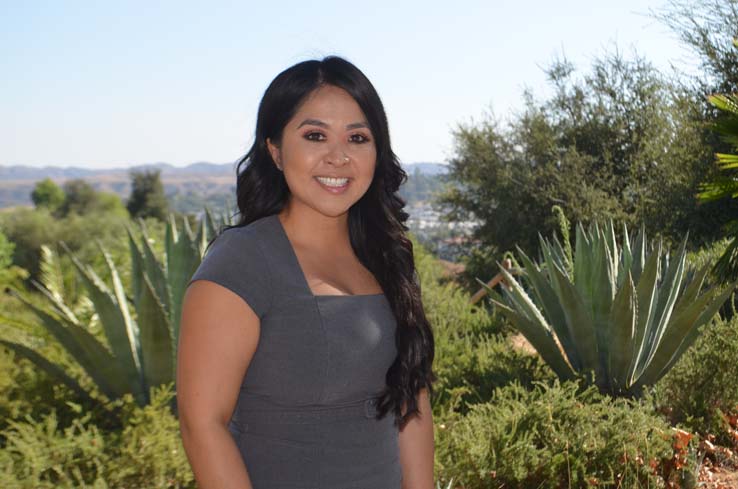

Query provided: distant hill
[404,162,448,176]
[0,161,448,210]
[0,161,446,181]
[0,161,234,181]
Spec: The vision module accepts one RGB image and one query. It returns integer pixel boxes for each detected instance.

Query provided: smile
[315,176,350,193]
[316,176,349,186]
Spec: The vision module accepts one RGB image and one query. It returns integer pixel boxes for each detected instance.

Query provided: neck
[277,202,352,252]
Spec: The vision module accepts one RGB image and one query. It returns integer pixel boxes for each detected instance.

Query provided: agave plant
[484,221,735,397]
[0,205,232,406]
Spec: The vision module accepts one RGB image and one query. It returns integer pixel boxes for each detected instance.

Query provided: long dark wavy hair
[219,55,435,428]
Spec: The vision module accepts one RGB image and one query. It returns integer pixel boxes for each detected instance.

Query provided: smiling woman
[265,84,378,216]
[177,55,435,489]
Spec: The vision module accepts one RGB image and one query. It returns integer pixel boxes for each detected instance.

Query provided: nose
[325,144,350,166]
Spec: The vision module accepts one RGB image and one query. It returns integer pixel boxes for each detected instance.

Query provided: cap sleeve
[187,229,273,319]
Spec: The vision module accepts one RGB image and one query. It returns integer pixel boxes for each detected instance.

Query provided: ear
[266,138,282,170]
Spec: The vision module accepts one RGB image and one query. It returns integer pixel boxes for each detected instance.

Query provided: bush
[413,235,552,416]
[105,385,194,488]
[0,408,110,489]
[435,381,674,489]
[433,333,555,417]
[654,313,738,447]
[0,385,194,489]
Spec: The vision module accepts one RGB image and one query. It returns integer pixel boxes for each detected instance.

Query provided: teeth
[316,176,349,187]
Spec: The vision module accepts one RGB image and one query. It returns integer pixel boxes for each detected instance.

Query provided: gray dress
[187,213,401,489]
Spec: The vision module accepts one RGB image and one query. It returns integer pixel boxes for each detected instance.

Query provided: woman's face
[266,84,377,219]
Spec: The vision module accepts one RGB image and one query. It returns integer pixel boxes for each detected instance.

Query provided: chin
[313,204,353,217]
[312,204,353,218]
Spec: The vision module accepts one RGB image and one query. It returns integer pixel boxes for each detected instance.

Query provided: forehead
[291,85,367,122]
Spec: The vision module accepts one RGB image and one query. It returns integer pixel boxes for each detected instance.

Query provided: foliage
[126,169,170,221]
[434,380,674,489]
[653,0,738,95]
[30,178,65,213]
[698,91,738,204]
[0,208,60,281]
[0,211,214,407]
[0,280,105,436]
[0,218,732,487]
[654,313,738,448]
[412,235,555,418]
[437,49,728,288]
[0,205,135,284]
[0,385,195,489]
[697,87,738,287]
[487,220,735,397]
[398,167,447,203]
[0,408,110,489]
[415,234,503,338]
[432,333,554,417]
[106,385,195,488]
[0,229,15,271]
[56,178,127,219]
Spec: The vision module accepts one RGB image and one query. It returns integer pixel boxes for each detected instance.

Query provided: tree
[651,0,738,214]
[653,0,738,95]
[126,169,169,221]
[30,178,64,212]
[55,178,127,218]
[437,49,719,288]
[57,178,98,217]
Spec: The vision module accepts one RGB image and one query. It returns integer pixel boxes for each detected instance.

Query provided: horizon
[0,160,447,173]
[3,1,698,169]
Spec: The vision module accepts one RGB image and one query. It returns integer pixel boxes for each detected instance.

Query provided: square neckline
[268,214,385,299]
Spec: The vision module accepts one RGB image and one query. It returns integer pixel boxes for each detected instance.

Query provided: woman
[177,55,435,489]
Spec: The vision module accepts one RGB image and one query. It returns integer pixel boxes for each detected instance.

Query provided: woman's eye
[304,132,370,143]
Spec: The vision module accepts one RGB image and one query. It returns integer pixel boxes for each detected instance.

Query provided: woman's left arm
[398,387,434,489]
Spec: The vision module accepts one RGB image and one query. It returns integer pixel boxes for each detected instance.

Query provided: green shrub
[105,385,194,489]
[653,313,738,447]
[0,345,92,440]
[435,381,674,489]
[0,305,98,439]
[433,333,555,417]
[688,238,738,318]
[413,235,551,417]
[0,409,110,489]
[687,238,731,277]
[0,386,194,489]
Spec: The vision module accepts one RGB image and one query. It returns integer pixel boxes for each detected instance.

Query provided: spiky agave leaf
[58,241,145,403]
[38,244,66,306]
[607,271,637,393]
[166,215,201,343]
[495,217,734,397]
[136,272,174,393]
[0,339,94,403]
[516,246,581,371]
[5,288,131,400]
[633,280,737,390]
[136,219,172,320]
[479,276,575,380]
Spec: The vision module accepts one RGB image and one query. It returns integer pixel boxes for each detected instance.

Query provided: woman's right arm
[177,279,261,489]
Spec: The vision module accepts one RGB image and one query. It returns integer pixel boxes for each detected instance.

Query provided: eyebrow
[296,118,369,130]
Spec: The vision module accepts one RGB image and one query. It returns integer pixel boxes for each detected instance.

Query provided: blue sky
[2,0,698,169]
